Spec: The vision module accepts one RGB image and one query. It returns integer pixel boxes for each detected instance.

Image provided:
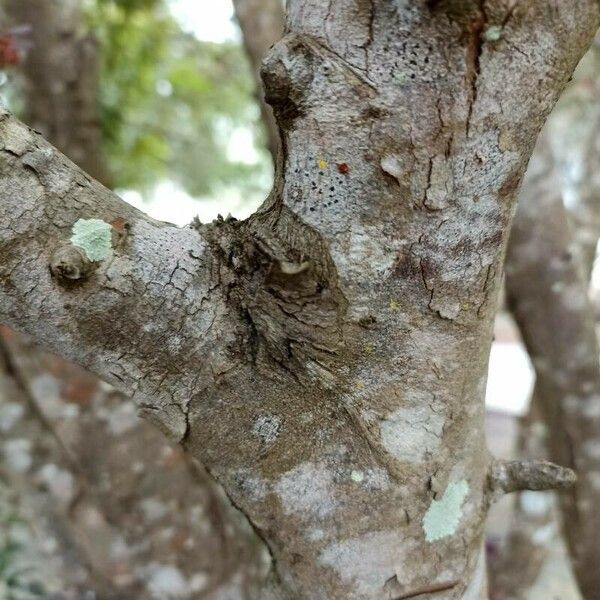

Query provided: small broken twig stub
[49,243,93,282]
[487,459,576,502]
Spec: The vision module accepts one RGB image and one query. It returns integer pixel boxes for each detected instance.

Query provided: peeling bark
[1,2,599,597]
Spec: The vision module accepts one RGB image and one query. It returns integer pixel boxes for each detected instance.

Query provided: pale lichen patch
[252,414,282,444]
[350,470,364,483]
[484,26,503,42]
[422,479,469,542]
[380,406,444,463]
[70,218,113,261]
[275,462,338,519]
[320,532,417,596]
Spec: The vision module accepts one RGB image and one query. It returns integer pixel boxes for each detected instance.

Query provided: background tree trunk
[5,0,111,186]
[505,138,600,599]
[232,0,284,162]
[1,2,598,598]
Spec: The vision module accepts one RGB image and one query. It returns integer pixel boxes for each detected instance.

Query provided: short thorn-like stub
[487,459,576,502]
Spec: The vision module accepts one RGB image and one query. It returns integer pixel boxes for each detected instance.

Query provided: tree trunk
[233,0,285,162]
[1,3,598,598]
[505,137,600,599]
[5,0,111,186]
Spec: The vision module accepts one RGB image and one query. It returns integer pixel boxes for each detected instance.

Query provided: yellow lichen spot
[318,158,328,170]
[363,344,374,355]
[389,299,400,311]
[355,381,365,390]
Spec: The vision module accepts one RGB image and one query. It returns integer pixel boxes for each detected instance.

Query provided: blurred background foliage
[86,0,270,197]
[5,0,272,200]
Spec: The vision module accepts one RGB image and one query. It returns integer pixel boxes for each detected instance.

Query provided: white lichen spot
[275,462,338,519]
[380,406,444,463]
[364,467,390,491]
[350,470,364,483]
[380,154,403,181]
[422,479,469,542]
[309,528,325,542]
[252,414,282,444]
[233,469,269,501]
[484,25,503,42]
[320,531,416,596]
[70,218,113,261]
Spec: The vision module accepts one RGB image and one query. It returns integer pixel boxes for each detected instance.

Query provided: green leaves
[87,0,270,198]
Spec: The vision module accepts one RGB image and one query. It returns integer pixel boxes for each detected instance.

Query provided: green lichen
[350,470,364,483]
[393,72,410,86]
[422,479,469,542]
[484,26,503,42]
[70,218,112,262]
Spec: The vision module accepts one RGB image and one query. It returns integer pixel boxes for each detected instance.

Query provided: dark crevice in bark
[193,193,347,386]
[464,3,488,137]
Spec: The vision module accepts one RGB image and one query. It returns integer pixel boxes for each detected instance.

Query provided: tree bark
[233,0,285,162]
[5,0,111,186]
[505,138,600,599]
[1,2,598,597]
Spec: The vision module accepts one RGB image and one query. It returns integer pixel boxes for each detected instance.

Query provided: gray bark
[5,0,111,186]
[1,2,598,597]
[505,139,600,599]
[233,0,285,161]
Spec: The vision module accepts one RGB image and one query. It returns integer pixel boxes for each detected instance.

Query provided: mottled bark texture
[1,2,598,598]
[233,0,285,161]
[505,139,600,599]
[5,0,111,186]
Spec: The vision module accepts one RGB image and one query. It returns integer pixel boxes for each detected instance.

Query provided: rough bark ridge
[505,139,600,599]
[5,0,111,186]
[0,2,598,598]
[233,0,285,160]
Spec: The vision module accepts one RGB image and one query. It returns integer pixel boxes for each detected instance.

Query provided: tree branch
[488,459,576,500]
[0,108,225,440]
